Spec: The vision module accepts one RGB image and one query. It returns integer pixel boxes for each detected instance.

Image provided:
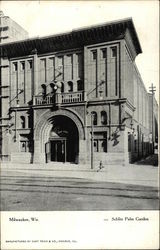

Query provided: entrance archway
[34,108,85,164]
[46,115,79,163]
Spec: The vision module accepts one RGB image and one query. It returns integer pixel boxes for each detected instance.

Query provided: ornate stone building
[0,18,158,166]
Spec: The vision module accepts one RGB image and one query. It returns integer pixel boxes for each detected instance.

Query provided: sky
[1,0,159,101]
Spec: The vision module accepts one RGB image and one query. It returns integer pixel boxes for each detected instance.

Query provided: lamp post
[14,99,19,142]
[91,113,94,169]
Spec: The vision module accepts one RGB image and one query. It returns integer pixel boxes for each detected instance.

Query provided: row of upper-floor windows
[41,79,84,94]
[11,46,117,74]
[13,60,33,71]
[91,46,117,61]
[11,46,118,72]
[12,53,82,72]
[19,111,107,129]
[91,111,108,126]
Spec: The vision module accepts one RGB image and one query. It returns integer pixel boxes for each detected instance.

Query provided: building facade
[0,11,28,44]
[0,18,158,166]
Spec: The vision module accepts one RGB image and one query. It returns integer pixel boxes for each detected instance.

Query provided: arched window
[61,82,64,93]
[20,116,25,128]
[91,111,97,126]
[77,79,84,91]
[101,111,107,125]
[50,82,57,94]
[68,81,73,92]
[41,84,46,96]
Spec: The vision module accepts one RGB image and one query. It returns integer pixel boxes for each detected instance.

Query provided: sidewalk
[1,161,159,188]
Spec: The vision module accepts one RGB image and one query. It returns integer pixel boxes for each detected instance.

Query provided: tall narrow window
[61,82,64,93]
[41,84,46,97]
[101,111,107,125]
[91,111,97,126]
[111,47,117,57]
[77,79,84,91]
[13,62,17,72]
[40,59,46,83]
[20,61,25,70]
[20,116,25,129]
[77,53,83,79]
[92,50,97,60]
[56,56,63,80]
[101,49,106,59]
[49,57,55,80]
[50,83,55,94]
[40,59,46,69]
[28,60,33,69]
[68,81,73,92]
[66,54,73,79]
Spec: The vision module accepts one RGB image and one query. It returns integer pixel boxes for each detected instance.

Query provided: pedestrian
[97,160,104,172]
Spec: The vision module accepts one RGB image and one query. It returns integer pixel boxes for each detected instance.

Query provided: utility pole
[149,83,156,154]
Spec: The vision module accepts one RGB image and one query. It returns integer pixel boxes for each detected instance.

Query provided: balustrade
[33,91,85,105]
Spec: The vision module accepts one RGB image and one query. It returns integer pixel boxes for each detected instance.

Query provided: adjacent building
[0,17,158,166]
[0,11,29,162]
[0,11,28,44]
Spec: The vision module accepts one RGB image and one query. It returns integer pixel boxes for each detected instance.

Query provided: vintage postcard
[0,0,159,249]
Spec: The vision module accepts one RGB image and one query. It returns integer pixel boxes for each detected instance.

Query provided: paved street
[1,166,159,211]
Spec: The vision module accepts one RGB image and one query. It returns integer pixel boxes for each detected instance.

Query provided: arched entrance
[34,108,85,164]
[46,115,79,163]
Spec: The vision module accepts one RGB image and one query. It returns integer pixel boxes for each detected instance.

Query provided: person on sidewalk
[97,161,105,172]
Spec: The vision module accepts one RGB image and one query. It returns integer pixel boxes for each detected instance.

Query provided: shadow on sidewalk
[135,154,158,166]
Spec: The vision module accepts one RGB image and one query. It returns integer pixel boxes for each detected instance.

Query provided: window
[41,84,46,97]
[50,83,57,94]
[68,81,73,92]
[66,54,72,64]
[77,53,82,64]
[40,59,46,82]
[94,140,98,152]
[28,60,33,69]
[92,50,97,60]
[20,141,27,152]
[13,62,17,72]
[61,82,64,93]
[99,140,107,152]
[49,57,55,67]
[57,56,63,67]
[93,139,107,152]
[20,135,33,152]
[101,111,107,125]
[111,47,117,57]
[77,79,84,91]
[20,61,25,70]
[93,132,107,152]
[101,49,106,59]
[20,141,32,152]
[91,111,97,126]
[57,56,63,77]
[40,59,46,69]
[20,116,25,129]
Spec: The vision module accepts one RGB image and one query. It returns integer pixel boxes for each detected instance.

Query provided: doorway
[45,115,79,163]
[51,139,66,162]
